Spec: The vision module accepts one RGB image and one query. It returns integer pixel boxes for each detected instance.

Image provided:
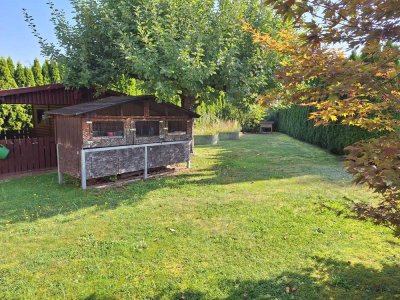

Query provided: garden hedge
[272,105,382,154]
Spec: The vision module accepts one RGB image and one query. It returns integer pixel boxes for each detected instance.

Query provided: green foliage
[0,57,32,131]
[239,104,267,132]
[0,104,32,132]
[14,62,27,87]
[217,120,241,133]
[194,113,241,135]
[6,57,15,75]
[49,60,61,83]
[31,58,43,86]
[24,67,36,87]
[0,57,17,89]
[345,133,400,236]
[26,0,284,110]
[1,57,55,88]
[113,76,144,96]
[349,50,360,61]
[196,93,266,132]
[219,102,266,132]
[0,57,62,133]
[196,92,226,118]
[273,105,382,154]
[194,112,220,135]
[42,60,51,85]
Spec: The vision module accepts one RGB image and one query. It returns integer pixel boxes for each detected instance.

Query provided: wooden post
[144,146,148,179]
[81,149,87,190]
[56,143,63,184]
[187,140,191,169]
[190,120,195,155]
[144,101,150,118]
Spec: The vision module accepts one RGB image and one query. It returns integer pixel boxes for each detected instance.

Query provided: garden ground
[0,134,399,299]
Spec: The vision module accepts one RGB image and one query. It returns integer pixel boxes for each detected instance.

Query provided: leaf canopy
[25,0,287,109]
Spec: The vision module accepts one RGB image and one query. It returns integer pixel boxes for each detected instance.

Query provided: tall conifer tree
[0,57,17,89]
[49,61,61,83]
[24,67,36,87]
[31,58,43,86]
[6,57,15,78]
[0,57,31,131]
[14,62,27,87]
[42,60,51,84]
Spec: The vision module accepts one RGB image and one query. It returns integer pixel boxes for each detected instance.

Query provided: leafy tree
[0,57,31,131]
[349,50,360,61]
[49,60,61,83]
[345,137,400,235]
[6,57,15,78]
[25,0,285,110]
[24,67,36,87]
[42,60,51,85]
[14,62,27,87]
[31,58,44,86]
[244,0,400,235]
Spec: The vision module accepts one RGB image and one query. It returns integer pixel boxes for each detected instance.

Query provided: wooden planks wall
[0,137,57,177]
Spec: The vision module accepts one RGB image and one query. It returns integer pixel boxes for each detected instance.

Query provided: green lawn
[0,134,399,299]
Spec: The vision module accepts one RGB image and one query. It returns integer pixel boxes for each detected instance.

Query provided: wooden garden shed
[0,84,122,177]
[47,95,199,189]
[0,83,122,137]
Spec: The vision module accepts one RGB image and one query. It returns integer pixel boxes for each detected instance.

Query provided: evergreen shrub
[273,105,382,154]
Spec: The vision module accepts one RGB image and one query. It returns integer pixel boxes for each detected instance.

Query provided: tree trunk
[180,93,197,112]
[180,93,197,155]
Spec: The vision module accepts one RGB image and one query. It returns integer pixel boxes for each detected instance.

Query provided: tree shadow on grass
[84,293,117,300]
[0,134,351,225]
[224,258,400,299]
[168,290,206,300]
[83,290,205,300]
[154,257,400,299]
[0,171,167,225]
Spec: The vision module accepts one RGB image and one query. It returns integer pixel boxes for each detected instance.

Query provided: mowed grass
[0,133,399,299]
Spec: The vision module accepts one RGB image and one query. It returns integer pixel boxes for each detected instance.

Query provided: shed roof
[0,84,123,105]
[46,95,200,118]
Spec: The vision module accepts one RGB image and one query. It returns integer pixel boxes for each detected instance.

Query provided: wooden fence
[0,128,32,140]
[0,137,57,177]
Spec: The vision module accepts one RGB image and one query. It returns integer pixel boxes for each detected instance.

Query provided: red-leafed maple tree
[244,0,400,236]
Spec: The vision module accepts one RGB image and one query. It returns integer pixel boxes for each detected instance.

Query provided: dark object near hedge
[194,134,219,145]
[259,121,274,133]
[274,105,382,154]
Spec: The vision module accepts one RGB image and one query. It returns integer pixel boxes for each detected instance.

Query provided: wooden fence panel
[32,138,39,170]
[0,140,9,174]
[0,137,57,177]
[50,139,57,167]
[38,138,46,169]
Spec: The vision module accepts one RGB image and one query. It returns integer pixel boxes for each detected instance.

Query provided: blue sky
[0,0,72,66]
[0,1,352,66]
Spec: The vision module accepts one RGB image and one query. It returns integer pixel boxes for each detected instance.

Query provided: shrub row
[271,105,382,154]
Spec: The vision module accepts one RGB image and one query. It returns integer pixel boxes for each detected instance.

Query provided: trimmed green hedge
[272,105,382,154]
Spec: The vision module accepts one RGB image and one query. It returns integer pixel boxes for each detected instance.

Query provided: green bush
[273,105,383,154]
[219,103,266,132]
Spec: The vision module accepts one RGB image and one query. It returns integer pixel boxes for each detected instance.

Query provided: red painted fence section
[0,137,57,177]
